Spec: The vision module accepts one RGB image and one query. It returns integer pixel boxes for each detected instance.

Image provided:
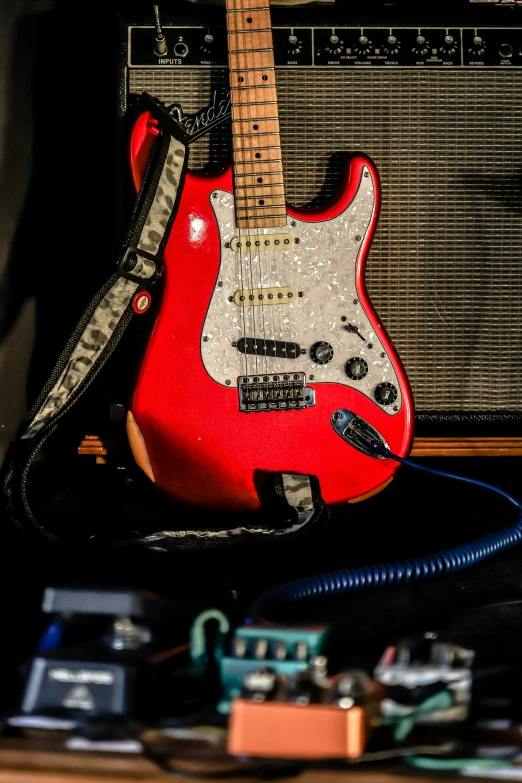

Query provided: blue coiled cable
[251,450,522,617]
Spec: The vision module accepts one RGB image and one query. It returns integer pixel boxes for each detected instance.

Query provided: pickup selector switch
[375,382,398,406]
[346,357,368,380]
[310,342,334,364]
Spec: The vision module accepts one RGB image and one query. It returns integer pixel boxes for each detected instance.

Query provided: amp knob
[326,33,344,56]
[468,35,486,57]
[375,382,398,407]
[310,341,334,364]
[287,33,303,55]
[383,34,401,56]
[346,357,368,381]
[200,33,214,54]
[354,34,374,56]
[439,34,457,56]
[412,35,430,57]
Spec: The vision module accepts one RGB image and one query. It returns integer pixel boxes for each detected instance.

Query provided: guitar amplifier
[119,2,522,433]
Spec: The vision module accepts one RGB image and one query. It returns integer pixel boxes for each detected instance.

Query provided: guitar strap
[1,100,327,548]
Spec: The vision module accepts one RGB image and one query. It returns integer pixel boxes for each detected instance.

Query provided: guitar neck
[225,0,287,229]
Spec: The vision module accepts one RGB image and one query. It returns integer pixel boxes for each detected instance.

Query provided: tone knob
[375,382,398,406]
[413,34,430,57]
[346,357,368,381]
[383,34,401,56]
[287,33,303,55]
[310,342,334,364]
[440,34,457,56]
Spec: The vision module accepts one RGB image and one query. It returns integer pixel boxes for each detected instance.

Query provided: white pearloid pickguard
[201,166,402,414]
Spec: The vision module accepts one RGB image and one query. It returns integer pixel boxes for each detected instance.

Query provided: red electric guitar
[126,0,414,512]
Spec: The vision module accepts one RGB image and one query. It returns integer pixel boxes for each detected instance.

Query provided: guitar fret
[232,116,279,122]
[235,170,284,178]
[231,27,272,33]
[237,131,279,137]
[230,84,276,90]
[235,186,285,194]
[230,67,275,72]
[234,160,282,166]
[234,145,281,152]
[238,211,286,218]
[229,47,273,53]
[236,205,286,212]
[227,6,270,10]
[238,182,285,188]
[232,100,278,107]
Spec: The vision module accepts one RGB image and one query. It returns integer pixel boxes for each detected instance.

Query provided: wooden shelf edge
[77,436,522,460]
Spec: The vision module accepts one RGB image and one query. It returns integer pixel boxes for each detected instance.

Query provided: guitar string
[265,8,288,382]
[241,0,265,380]
[232,0,256,382]
[252,3,270,379]
[227,1,249,383]
[264,7,285,381]
[266,32,279,379]
[234,0,270,381]
[231,0,286,386]
[232,0,258,381]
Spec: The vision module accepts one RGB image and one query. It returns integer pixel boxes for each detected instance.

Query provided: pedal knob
[375,382,398,406]
[310,341,334,364]
[346,357,368,380]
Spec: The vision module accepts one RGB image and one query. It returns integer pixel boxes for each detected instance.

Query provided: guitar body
[127,113,414,511]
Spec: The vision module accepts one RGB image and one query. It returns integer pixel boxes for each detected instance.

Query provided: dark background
[0,0,521,715]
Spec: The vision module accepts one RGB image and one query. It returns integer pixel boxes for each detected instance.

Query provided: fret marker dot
[247,17,252,23]
[238,76,244,82]
[253,124,258,130]
[255,153,261,158]
[257,177,263,183]
[258,199,264,205]
[262,75,268,81]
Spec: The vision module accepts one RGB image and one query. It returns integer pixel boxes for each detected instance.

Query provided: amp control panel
[128,26,522,67]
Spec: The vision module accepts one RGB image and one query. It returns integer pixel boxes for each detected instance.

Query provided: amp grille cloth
[129,68,522,413]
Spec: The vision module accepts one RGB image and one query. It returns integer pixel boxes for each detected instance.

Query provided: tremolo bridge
[238,372,315,413]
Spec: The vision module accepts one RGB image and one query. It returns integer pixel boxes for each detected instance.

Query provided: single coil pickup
[233,286,298,306]
[230,232,295,252]
[237,337,300,359]
[238,372,315,412]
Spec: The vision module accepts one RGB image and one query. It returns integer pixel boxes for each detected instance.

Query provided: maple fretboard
[225,0,287,229]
